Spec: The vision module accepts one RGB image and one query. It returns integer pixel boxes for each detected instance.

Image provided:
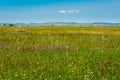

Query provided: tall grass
[0,26,120,80]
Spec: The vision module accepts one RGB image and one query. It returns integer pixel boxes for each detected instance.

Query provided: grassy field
[0,26,120,80]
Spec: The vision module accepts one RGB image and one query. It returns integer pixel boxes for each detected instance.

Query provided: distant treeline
[2,24,15,27]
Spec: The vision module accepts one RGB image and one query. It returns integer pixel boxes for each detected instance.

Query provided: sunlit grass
[0,26,120,80]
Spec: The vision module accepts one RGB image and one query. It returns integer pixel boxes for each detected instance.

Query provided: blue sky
[0,0,120,23]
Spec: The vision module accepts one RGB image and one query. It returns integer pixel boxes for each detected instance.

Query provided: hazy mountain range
[0,22,120,26]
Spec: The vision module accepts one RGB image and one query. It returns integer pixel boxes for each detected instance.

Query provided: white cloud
[58,10,67,14]
[58,10,79,14]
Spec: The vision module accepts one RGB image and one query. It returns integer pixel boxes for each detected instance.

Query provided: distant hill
[41,22,81,25]
[92,22,120,26]
[0,23,41,26]
[41,22,120,26]
[0,22,120,26]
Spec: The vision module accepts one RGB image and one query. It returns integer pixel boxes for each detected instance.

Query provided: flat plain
[0,26,120,80]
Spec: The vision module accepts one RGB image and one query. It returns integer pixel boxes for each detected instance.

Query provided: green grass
[0,26,120,80]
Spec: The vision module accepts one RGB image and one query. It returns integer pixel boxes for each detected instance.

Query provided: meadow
[0,26,120,80]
